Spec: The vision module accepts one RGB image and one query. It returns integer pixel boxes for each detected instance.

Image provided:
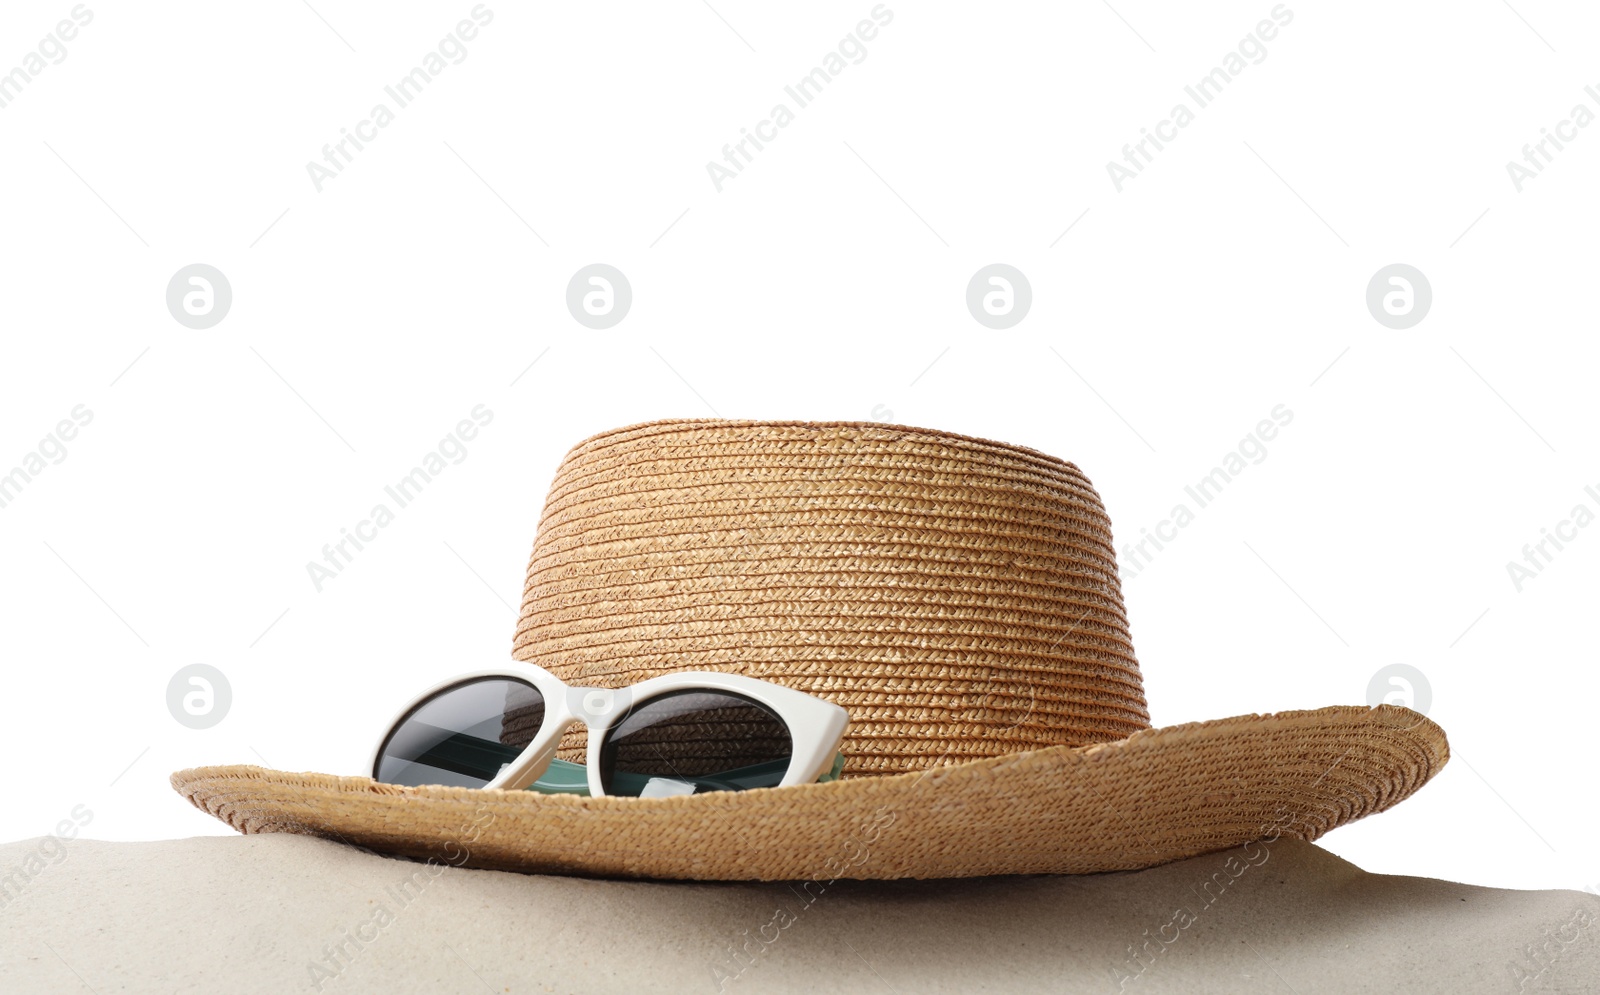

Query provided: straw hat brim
[169,704,1446,880]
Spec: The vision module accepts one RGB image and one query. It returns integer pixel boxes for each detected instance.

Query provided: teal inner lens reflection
[375,677,544,788]
[598,689,793,797]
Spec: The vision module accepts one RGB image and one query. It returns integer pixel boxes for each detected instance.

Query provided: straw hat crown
[512,419,1151,777]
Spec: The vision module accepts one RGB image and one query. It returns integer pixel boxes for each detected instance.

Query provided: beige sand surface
[0,833,1596,993]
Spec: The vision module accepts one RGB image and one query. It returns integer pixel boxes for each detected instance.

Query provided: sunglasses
[371,661,850,798]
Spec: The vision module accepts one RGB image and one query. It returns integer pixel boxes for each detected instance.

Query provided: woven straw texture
[171,419,1449,879]
[512,419,1149,775]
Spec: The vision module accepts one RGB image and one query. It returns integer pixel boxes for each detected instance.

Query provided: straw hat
[171,419,1448,880]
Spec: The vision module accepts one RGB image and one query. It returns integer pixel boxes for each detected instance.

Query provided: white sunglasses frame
[371,660,850,797]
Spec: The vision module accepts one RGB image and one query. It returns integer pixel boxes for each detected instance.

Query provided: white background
[0,1,1595,892]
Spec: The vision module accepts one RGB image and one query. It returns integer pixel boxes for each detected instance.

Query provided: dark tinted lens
[375,678,544,788]
[599,689,792,797]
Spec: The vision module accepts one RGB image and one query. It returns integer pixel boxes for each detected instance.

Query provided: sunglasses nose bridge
[563,684,627,724]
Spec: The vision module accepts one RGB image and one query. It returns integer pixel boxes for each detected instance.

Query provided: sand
[0,833,1596,993]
